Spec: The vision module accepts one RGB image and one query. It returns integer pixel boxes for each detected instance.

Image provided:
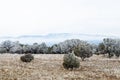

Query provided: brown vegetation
[0,54,120,80]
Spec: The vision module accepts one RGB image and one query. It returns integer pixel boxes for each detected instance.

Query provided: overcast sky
[0,0,120,37]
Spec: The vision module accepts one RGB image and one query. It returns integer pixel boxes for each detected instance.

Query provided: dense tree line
[0,40,48,54]
[97,38,120,58]
[0,39,93,54]
[0,39,94,61]
[1,38,120,59]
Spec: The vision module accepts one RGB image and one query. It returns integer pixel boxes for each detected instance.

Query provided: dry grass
[0,54,120,80]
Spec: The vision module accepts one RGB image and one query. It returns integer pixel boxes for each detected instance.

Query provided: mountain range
[0,33,117,45]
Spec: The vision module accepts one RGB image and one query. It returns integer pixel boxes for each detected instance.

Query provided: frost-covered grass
[0,54,120,80]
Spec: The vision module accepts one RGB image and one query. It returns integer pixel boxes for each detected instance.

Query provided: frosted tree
[0,45,6,53]
[31,43,39,54]
[10,41,23,54]
[38,42,48,54]
[74,44,93,61]
[22,44,31,53]
[1,40,14,53]
[103,38,116,58]
[51,44,61,54]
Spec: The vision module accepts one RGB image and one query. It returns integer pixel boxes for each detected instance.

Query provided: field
[0,54,120,80]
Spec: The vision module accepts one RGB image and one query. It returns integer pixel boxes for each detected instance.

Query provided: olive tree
[74,44,93,61]
[63,51,80,70]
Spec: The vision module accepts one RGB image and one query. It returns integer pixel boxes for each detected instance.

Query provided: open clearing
[0,54,120,80]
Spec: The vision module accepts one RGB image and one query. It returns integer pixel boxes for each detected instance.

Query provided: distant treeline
[0,38,120,58]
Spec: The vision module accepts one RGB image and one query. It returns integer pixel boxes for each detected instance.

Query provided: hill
[0,33,116,45]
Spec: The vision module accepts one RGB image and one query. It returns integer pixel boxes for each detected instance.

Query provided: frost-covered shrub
[20,53,34,62]
[63,52,80,70]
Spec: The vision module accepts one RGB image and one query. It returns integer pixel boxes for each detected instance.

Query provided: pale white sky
[0,0,120,37]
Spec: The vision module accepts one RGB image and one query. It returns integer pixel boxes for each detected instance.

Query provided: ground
[0,54,120,80]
